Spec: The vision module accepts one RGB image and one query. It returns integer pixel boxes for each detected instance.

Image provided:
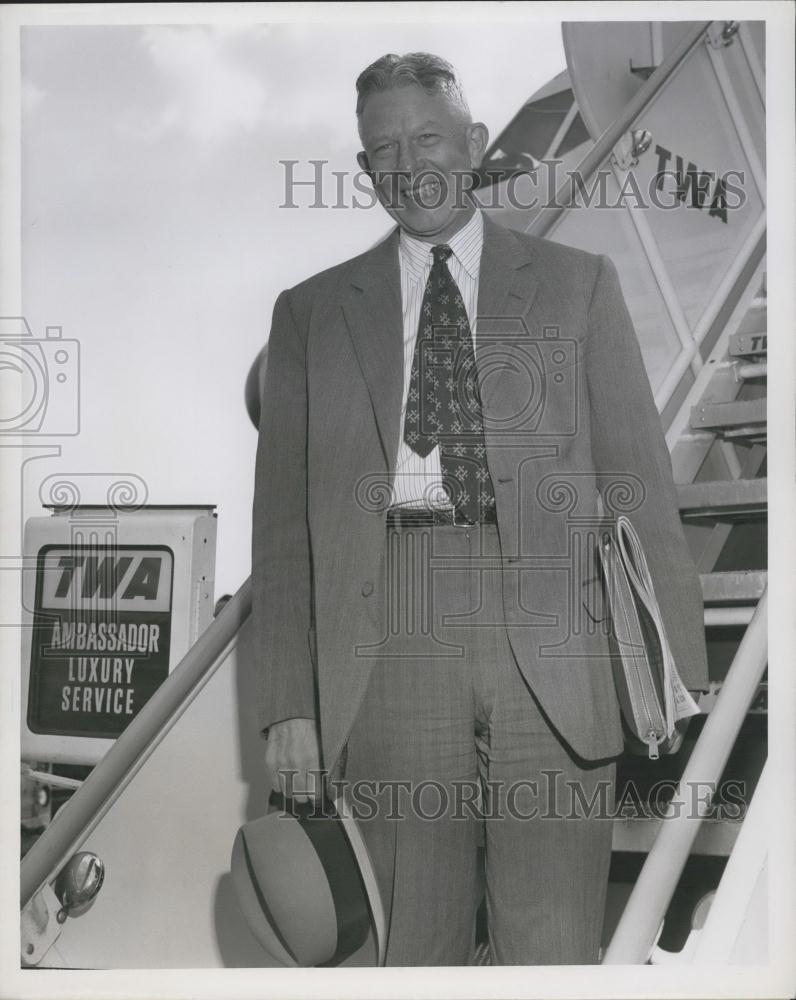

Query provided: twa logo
[653,144,741,224]
[39,546,173,612]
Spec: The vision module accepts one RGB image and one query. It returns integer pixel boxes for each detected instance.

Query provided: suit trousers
[342,521,617,966]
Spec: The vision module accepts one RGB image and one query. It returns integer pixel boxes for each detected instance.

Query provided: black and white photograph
[1,2,794,998]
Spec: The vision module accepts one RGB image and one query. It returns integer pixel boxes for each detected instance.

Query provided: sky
[20,20,567,598]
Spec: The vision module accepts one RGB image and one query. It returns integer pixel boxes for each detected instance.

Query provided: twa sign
[41,550,171,612]
[653,144,739,224]
[28,545,173,738]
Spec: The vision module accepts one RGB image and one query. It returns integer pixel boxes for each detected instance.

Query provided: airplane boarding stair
[20,20,768,968]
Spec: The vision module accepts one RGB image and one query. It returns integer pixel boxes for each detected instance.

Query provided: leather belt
[385,505,498,530]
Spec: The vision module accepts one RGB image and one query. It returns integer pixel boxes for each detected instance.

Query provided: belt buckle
[449,506,473,528]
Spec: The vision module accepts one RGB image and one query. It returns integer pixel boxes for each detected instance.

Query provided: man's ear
[356,150,371,175]
[465,123,489,169]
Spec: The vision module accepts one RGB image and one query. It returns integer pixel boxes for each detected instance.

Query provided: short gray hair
[355,52,471,122]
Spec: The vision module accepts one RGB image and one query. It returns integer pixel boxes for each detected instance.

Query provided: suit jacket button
[361,581,374,597]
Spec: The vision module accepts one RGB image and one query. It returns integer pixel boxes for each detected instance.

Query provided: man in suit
[252,52,708,965]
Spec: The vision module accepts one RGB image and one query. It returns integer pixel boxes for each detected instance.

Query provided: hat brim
[231,798,384,966]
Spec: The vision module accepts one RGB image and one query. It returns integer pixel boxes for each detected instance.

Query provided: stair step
[678,478,767,518]
[629,62,658,80]
[696,681,767,715]
[700,571,767,604]
[729,331,767,356]
[736,360,767,380]
[612,815,740,856]
[690,398,766,433]
[704,607,755,626]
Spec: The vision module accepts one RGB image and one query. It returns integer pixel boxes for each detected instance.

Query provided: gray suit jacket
[252,214,709,774]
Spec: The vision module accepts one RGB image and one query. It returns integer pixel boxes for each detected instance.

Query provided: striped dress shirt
[390,210,485,508]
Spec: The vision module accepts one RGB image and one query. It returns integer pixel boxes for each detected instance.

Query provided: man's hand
[264,717,322,803]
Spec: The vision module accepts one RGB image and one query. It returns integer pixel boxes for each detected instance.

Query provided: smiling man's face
[357,84,488,244]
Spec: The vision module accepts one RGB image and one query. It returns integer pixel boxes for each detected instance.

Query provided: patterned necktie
[402,244,497,523]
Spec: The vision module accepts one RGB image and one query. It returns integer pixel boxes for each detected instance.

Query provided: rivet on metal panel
[21,882,64,966]
[707,21,739,49]
[611,129,652,170]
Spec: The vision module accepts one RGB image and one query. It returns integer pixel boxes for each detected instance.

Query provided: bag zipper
[602,536,665,758]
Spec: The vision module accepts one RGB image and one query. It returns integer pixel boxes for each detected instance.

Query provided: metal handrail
[527,21,711,238]
[691,760,769,962]
[20,578,253,909]
[603,586,768,963]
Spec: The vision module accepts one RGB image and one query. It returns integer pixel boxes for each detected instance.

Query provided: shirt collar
[399,209,484,283]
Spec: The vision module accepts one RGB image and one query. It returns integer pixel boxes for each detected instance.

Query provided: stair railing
[603,586,768,963]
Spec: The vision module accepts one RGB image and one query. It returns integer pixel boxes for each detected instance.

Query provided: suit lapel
[340,216,545,469]
[341,229,404,472]
[477,215,541,407]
